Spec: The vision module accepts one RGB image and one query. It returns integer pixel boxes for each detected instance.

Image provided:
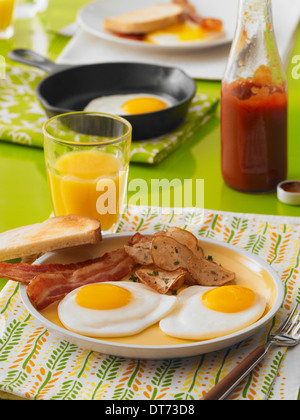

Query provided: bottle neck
[238,0,271,16]
[224,0,285,84]
[237,0,273,39]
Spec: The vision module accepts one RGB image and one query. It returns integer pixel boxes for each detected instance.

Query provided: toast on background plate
[103,3,184,35]
[0,215,102,262]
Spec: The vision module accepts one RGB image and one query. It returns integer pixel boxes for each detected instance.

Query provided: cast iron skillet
[8,49,197,141]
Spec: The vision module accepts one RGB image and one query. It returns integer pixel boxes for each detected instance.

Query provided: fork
[201,304,300,400]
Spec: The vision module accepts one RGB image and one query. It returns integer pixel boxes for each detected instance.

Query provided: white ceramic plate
[20,233,284,360]
[77,0,236,52]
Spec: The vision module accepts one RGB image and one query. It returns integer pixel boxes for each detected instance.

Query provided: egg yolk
[145,21,210,44]
[121,97,168,115]
[160,22,206,42]
[202,286,256,313]
[76,284,132,310]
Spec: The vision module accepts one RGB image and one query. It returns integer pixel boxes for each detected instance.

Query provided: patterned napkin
[0,206,299,401]
[0,65,218,165]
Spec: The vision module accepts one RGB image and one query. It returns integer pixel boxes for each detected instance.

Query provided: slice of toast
[104,3,183,35]
[0,215,102,262]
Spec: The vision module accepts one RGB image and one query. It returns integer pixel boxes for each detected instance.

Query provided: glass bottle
[221,0,288,193]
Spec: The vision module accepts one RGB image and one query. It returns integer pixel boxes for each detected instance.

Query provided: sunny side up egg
[84,93,171,116]
[145,21,220,46]
[58,281,177,338]
[159,285,266,340]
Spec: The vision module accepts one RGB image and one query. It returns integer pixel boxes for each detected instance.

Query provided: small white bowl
[277,181,300,206]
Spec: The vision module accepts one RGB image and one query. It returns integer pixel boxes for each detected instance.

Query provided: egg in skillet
[159,285,266,340]
[58,281,177,338]
[84,93,172,116]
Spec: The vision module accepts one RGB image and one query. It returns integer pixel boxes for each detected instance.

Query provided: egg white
[145,22,223,46]
[58,281,177,338]
[84,93,171,115]
[159,286,266,340]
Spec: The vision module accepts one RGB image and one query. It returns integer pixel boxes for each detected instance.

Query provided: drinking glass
[15,0,48,19]
[0,0,16,39]
[43,112,132,234]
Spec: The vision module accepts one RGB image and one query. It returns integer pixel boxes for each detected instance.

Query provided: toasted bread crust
[104,3,183,35]
[0,215,102,261]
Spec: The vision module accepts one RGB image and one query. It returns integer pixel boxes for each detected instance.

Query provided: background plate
[77,0,236,52]
[20,233,284,360]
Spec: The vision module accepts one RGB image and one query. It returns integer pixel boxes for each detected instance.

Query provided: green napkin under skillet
[0,64,219,164]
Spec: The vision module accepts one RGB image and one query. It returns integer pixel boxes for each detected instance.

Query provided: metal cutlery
[201,304,300,400]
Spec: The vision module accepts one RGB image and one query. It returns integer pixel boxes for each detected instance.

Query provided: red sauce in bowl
[280,182,300,193]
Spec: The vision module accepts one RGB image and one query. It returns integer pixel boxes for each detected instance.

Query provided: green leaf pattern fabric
[0,65,218,164]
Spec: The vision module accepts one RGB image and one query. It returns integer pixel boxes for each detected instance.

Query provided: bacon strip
[26,248,137,310]
[0,258,102,285]
[172,0,223,31]
[111,31,144,41]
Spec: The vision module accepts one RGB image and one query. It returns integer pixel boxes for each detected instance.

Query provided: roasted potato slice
[124,235,154,266]
[135,265,186,294]
[187,255,235,286]
[127,232,144,246]
[166,227,204,258]
[151,236,193,271]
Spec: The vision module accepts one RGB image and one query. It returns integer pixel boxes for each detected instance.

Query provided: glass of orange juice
[43,112,132,234]
[0,0,15,39]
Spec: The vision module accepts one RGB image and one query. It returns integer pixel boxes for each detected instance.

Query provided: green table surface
[0,0,299,290]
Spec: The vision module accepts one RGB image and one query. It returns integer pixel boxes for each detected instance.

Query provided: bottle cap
[277,181,300,206]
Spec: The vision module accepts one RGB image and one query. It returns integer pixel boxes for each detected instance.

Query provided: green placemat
[0,63,218,164]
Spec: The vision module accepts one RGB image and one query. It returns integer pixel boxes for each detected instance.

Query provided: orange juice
[0,0,15,30]
[47,150,127,232]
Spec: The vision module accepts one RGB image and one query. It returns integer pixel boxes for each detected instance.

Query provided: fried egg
[145,21,220,46]
[58,281,177,338]
[84,93,171,115]
[159,285,266,340]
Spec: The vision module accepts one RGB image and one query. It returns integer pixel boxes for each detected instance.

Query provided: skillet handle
[8,49,67,73]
